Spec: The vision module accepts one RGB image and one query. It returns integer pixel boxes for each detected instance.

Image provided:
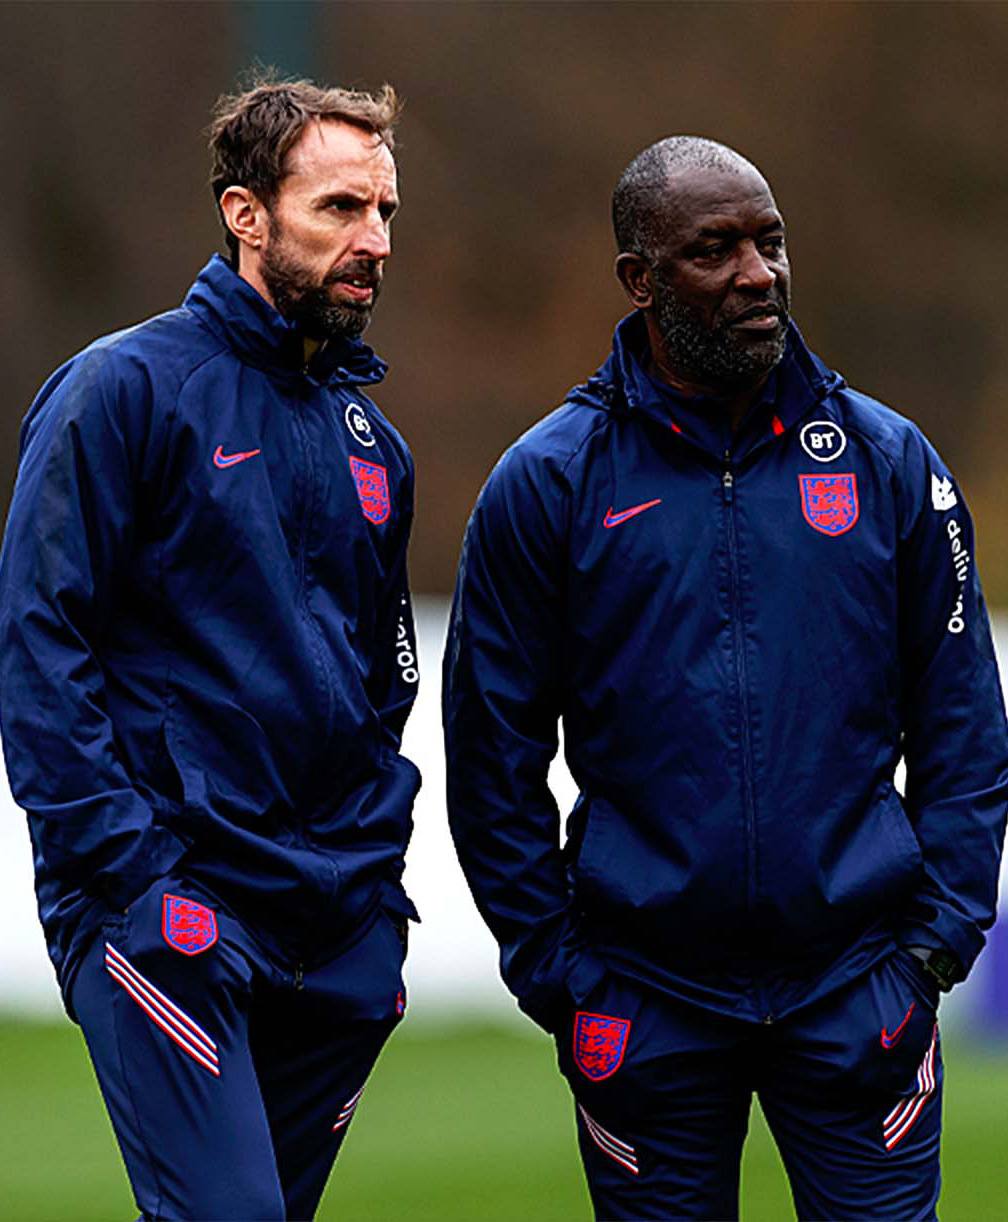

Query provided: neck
[236,249,276,312]
[234,249,327,366]
[649,351,768,434]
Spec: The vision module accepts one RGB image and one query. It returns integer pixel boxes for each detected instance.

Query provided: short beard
[260,219,380,342]
[652,269,789,392]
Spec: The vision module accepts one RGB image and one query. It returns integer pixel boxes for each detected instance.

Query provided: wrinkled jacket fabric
[1,256,421,1004]
[444,313,1008,1028]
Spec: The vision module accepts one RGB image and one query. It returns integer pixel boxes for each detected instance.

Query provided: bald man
[443,137,1008,1220]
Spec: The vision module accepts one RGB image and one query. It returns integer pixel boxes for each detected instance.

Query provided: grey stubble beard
[652,271,789,391]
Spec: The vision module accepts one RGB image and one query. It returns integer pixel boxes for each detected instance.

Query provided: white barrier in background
[1,600,1006,1022]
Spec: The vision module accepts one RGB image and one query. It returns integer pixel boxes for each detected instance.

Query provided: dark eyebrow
[314,191,367,209]
[313,190,400,214]
[695,218,785,239]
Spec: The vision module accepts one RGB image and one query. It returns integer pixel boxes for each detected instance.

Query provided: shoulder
[20,309,228,462]
[823,385,960,536]
[486,398,611,495]
[86,306,228,389]
[827,384,947,481]
[461,398,611,549]
[32,309,224,416]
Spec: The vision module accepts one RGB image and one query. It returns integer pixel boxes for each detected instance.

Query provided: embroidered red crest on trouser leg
[72,878,408,1221]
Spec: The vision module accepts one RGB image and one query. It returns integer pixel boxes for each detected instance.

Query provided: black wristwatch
[907,945,962,992]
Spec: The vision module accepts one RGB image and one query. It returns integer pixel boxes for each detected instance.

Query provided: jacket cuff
[897,909,985,981]
[517,946,607,1032]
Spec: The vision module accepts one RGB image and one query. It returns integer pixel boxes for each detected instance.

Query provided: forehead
[658,165,782,243]
[281,119,398,198]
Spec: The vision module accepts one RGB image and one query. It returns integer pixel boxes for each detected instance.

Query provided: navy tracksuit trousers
[555,949,942,1221]
[71,875,407,1220]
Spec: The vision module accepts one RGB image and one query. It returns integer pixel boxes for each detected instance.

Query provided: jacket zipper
[722,451,759,917]
[291,404,312,592]
[290,398,336,741]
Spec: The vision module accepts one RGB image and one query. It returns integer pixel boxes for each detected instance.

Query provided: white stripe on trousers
[883,1024,938,1150]
[105,942,220,1077]
[578,1103,640,1175]
[332,1085,366,1131]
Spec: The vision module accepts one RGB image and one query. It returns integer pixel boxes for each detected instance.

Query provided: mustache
[723,293,790,328]
[324,260,383,289]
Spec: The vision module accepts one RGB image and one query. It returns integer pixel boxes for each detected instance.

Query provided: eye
[320,194,367,215]
[697,241,731,260]
[379,203,397,223]
[759,234,786,255]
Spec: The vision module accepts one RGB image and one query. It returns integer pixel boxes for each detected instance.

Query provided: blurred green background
[2,1018,1006,1220]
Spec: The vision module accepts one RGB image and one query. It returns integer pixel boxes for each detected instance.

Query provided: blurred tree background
[1,1,1005,596]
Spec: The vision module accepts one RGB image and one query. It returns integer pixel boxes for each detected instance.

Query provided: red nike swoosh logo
[603,499,662,529]
[880,1001,915,1050]
[213,445,261,469]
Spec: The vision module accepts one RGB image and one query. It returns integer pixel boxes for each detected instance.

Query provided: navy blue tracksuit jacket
[0,256,421,1008]
[444,312,1008,1029]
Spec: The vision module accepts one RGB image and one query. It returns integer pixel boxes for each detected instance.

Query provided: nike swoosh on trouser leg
[880,1001,915,1049]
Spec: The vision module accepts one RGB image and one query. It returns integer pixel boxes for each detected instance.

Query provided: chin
[735,333,786,364]
[331,310,373,340]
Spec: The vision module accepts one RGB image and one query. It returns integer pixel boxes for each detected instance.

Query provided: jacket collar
[183,254,388,387]
[573,311,843,461]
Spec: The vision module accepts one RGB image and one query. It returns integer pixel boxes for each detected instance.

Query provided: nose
[735,240,776,291]
[355,208,391,261]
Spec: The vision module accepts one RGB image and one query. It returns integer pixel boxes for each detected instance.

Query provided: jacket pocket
[572,793,744,937]
[814,786,924,923]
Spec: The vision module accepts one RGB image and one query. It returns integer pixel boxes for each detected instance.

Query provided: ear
[218,186,268,252]
[615,253,654,311]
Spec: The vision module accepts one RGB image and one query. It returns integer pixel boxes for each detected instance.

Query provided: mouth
[326,261,383,306]
[332,276,377,304]
[727,303,784,332]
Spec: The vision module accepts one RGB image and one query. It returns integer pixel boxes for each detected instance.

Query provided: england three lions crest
[798,473,860,537]
[573,1011,632,1081]
[162,894,218,956]
[349,456,390,525]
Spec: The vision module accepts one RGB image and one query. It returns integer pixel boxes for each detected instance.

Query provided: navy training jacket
[0,255,421,1007]
[444,312,1008,1028]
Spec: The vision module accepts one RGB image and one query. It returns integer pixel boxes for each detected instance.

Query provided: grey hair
[612,136,758,261]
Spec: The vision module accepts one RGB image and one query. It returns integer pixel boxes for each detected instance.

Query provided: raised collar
[597,311,843,462]
[183,254,388,388]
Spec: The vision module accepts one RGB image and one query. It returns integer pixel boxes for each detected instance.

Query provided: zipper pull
[293,963,305,991]
[722,450,734,502]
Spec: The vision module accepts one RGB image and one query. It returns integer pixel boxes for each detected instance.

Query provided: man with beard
[444,137,1008,1219]
[0,77,420,1219]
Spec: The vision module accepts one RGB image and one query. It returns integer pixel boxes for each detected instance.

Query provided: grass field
[1,1018,1006,1219]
